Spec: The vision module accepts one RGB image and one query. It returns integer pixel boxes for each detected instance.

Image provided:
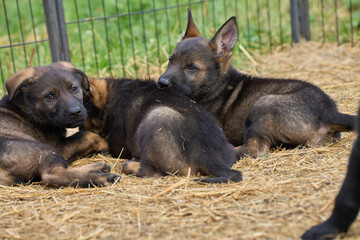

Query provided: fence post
[290,0,310,43]
[290,0,300,43]
[299,0,311,40]
[43,0,70,62]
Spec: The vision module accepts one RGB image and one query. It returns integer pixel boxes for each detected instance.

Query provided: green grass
[0,0,359,95]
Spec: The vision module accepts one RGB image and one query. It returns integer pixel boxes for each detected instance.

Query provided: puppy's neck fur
[83,78,110,134]
[88,78,109,111]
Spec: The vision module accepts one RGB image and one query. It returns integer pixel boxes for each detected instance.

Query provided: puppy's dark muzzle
[157,76,171,89]
[69,106,82,118]
[66,106,87,128]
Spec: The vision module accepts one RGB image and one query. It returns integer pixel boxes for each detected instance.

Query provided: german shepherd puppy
[83,78,242,183]
[0,62,119,187]
[302,107,360,240]
[158,10,356,158]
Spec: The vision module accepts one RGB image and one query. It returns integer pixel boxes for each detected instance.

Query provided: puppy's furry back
[85,78,241,183]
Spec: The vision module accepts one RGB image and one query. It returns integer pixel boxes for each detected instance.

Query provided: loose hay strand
[152,179,187,199]
[238,43,258,66]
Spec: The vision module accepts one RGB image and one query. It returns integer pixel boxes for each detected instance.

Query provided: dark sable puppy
[158,10,356,158]
[83,78,242,183]
[302,107,360,240]
[0,62,119,187]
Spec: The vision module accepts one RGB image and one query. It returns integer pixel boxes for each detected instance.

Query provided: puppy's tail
[196,168,242,183]
[328,112,357,132]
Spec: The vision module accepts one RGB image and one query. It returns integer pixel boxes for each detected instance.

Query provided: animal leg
[59,131,109,163]
[310,130,342,147]
[198,168,242,183]
[235,137,271,159]
[0,169,13,186]
[302,137,360,239]
[122,160,141,175]
[122,159,164,178]
[41,161,119,188]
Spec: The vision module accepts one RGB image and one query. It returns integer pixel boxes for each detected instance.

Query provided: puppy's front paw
[86,162,111,173]
[88,132,109,152]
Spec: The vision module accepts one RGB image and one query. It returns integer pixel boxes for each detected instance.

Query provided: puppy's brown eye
[44,93,55,101]
[169,56,173,64]
[186,63,198,72]
[71,86,79,93]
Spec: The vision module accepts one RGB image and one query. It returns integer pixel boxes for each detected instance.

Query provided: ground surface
[1,42,359,240]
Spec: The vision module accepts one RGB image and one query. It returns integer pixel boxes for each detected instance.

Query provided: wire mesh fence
[0,0,359,95]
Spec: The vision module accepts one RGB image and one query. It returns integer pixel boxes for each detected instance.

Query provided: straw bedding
[1,42,359,240]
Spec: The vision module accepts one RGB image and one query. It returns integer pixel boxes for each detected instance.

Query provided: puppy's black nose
[157,77,171,89]
[68,106,82,118]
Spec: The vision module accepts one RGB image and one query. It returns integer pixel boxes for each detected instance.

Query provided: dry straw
[1,42,359,240]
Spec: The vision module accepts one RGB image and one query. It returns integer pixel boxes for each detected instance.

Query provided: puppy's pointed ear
[55,61,89,91]
[182,8,201,40]
[6,68,36,101]
[209,17,238,57]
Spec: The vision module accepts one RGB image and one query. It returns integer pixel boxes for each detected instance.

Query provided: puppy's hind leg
[122,159,165,178]
[197,144,242,183]
[122,160,141,175]
[235,137,272,159]
[0,169,13,186]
